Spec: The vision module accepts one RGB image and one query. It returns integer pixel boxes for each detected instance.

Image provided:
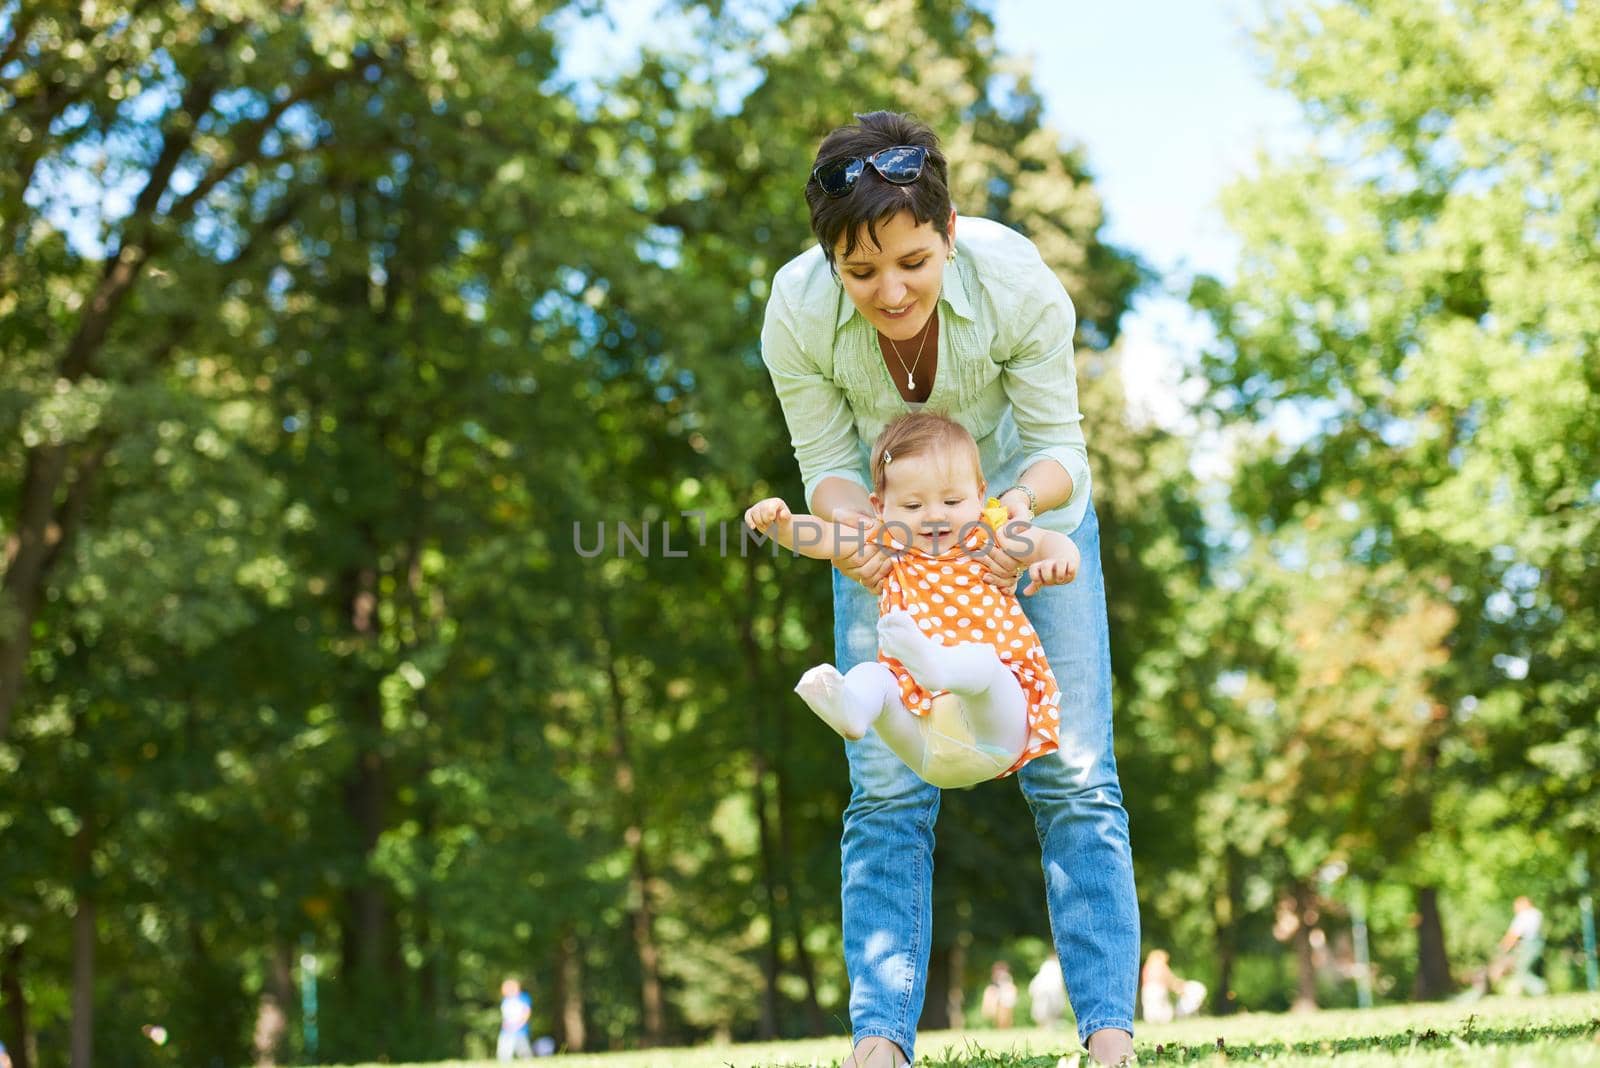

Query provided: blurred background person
[1028,955,1068,1028]
[1491,896,1548,996]
[498,977,534,1061]
[980,961,1019,1029]
[1140,950,1204,1023]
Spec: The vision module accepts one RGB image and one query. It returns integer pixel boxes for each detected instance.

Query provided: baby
[744,411,1080,788]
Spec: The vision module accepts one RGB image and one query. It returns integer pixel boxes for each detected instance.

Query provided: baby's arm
[997,523,1081,588]
[744,497,878,561]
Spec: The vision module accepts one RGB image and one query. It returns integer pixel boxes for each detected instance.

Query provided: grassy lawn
[338,993,1600,1067]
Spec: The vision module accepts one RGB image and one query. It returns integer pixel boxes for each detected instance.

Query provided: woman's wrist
[999,484,1037,520]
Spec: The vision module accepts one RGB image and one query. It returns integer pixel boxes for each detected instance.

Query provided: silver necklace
[883,312,935,391]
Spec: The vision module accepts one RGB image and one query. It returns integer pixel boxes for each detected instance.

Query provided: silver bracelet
[1002,483,1038,514]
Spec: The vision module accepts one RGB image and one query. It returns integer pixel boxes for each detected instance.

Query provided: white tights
[795,610,1029,788]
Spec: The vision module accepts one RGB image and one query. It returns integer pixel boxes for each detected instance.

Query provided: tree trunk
[70,832,96,1068]
[338,561,398,1059]
[627,828,664,1045]
[340,736,392,978]
[0,442,102,739]
[1,940,36,1068]
[1410,731,1453,1000]
[922,947,952,1030]
[1211,846,1242,1015]
[745,578,782,1039]
[737,565,825,1033]
[1291,881,1318,1012]
[770,666,826,1033]
[268,941,296,1012]
[1413,885,1452,999]
[67,697,98,1068]
[415,902,438,1052]
[599,603,664,1046]
[945,934,968,1029]
[414,763,446,1058]
[246,916,295,1064]
[751,755,783,1039]
[553,927,586,1052]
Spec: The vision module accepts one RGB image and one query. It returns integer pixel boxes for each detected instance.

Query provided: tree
[1,0,1210,1057]
[1193,0,1600,997]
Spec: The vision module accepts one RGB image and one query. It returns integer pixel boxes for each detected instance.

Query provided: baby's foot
[876,610,949,688]
[795,665,872,741]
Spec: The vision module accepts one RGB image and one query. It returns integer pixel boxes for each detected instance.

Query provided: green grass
[335,993,1600,1067]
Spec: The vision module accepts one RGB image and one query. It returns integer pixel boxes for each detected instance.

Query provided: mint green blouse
[759,216,1092,535]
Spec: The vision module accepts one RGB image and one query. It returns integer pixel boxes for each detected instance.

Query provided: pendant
[907,373,915,389]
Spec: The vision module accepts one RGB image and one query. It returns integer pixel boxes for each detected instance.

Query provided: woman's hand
[973,488,1039,588]
[977,523,1031,589]
[830,507,891,592]
[744,497,791,534]
[998,487,1036,526]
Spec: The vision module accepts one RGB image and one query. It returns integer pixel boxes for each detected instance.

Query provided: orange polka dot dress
[877,526,1061,777]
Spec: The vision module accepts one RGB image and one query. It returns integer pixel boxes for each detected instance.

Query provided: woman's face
[834,209,955,341]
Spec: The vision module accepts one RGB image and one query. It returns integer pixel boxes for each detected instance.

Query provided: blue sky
[987,1,1302,433]
[990,0,1300,279]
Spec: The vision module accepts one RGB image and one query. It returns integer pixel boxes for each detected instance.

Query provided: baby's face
[872,451,985,553]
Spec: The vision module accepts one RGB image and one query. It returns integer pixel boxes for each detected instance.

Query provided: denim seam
[897,796,933,1056]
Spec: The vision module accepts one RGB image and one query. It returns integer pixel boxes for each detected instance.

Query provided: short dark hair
[805,111,952,270]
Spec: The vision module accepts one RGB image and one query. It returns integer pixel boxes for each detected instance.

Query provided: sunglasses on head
[810,145,929,198]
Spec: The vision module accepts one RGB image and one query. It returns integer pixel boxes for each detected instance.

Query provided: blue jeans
[833,502,1138,1056]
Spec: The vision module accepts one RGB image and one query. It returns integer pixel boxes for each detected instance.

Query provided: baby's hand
[1027,555,1078,588]
[744,497,791,533]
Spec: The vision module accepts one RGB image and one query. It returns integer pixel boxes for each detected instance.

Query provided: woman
[759,111,1139,1067]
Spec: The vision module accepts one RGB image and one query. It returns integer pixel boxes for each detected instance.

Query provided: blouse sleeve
[1001,259,1092,520]
[760,283,870,509]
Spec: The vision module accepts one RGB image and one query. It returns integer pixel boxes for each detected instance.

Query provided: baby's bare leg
[877,610,1029,758]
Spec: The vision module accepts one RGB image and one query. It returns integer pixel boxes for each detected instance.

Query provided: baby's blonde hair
[869,411,982,496]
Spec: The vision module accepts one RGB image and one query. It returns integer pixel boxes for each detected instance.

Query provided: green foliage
[13,0,1591,1059]
[0,0,1181,1061]
[1185,0,1599,1010]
